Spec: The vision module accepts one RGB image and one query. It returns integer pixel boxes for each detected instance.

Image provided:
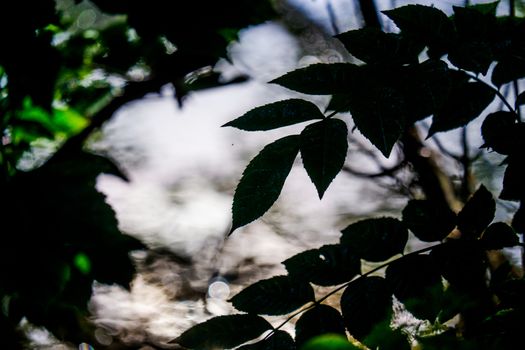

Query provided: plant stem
[266,242,442,337]
[456,68,517,117]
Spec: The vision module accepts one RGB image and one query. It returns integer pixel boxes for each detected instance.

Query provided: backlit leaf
[402,199,456,242]
[501,156,525,201]
[457,185,496,238]
[231,135,300,233]
[481,222,519,249]
[428,82,495,136]
[385,254,443,320]
[300,119,348,198]
[171,314,272,350]
[223,99,324,131]
[383,5,455,57]
[230,276,314,315]
[237,330,295,350]
[340,277,392,340]
[430,240,487,292]
[270,64,361,95]
[481,111,519,154]
[492,57,525,87]
[295,305,346,348]
[340,218,408,262]
[283,244,360,286]
[335,27,423,65]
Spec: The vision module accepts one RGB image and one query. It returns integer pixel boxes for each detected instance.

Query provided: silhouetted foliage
[174,1,525,349]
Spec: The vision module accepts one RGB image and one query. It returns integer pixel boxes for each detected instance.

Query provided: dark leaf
[512,202,525,232]
[448,41,493,75]
[295,305,346,348]
[402,199,456,242]
[382,5,456,57]
[270,63,361,95]
[300,119,348,198]
[428,82,495,136]
[230,135,300,233]
[301,334,360,350]
[347,82,407,157]
[516,91,525,108]
[481,222,519,249]
[457,185,496,238]
[171,314,272,350]
[468,1,500,15]
[237,330,295,350]
[223,99,324,131]
[230,275,314,315]
[417,329,476,350]
[501,156,525,201]
[283,244,360,287]
[492,57,525,87]
[340,217,408,262]
[481,111,519,154]
[430,240,487,292]
[335,27,423,65]
[452,5,497,41]
[385,254,444,320]
[340,276,392,340]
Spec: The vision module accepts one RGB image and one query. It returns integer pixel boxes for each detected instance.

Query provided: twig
[265,242,442,338]
[342,161,406,179]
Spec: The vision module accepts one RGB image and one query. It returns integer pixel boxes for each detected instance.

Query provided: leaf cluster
[179,2,525,349]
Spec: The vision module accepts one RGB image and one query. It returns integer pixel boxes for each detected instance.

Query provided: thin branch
[430,133,462,162]
[342,161,406,179]
[455,68,517,117]
[265,242,443,337]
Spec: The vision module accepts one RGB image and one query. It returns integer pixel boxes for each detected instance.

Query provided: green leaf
[492,57,525,87]
[230,276,314,315]
[430,240,487,292]
[223,99,325,131]
[402,199,456,242]
[363,321,411,350]
[335,27,423,65]
[457,185,496,238]
[428,82,495,136]
[340,276,392,340]
[230,135,300,233]
[300,119,348,198]
[382,5,456,57]
[270,64,361,95]
[385,254,443,320]
[481,222,519,249]
[481,111,519,154]
[301,334,360,350]
[237,330,296,350]
[171,314,273,350]
[340,217,408,262]
[295,305,346,348]
[283,244,360,287]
